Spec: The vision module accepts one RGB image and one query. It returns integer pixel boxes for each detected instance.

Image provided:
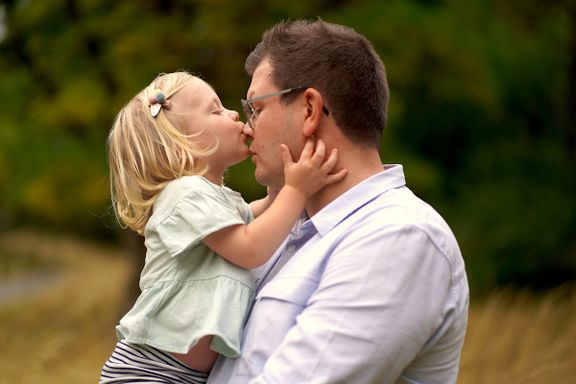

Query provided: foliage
[0,0,574,293]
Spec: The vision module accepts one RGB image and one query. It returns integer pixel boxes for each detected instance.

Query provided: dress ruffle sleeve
[156,191,247,258]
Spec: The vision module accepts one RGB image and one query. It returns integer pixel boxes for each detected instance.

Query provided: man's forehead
[247,60,274,98]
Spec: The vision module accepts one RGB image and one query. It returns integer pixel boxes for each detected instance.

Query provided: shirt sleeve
[156,191,247,258]
[249,224,455,383]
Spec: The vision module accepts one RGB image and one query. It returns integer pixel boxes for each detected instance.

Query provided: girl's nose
[230,110,240,121]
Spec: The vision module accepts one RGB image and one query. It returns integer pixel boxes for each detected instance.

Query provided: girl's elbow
[241,251,268,269]
[239,256,266,269]
[224,248,265,269]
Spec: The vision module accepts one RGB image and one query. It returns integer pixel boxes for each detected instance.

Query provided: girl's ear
[302,88,325,138]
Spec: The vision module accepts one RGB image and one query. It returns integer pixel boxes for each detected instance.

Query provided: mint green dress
[116,176,255,358]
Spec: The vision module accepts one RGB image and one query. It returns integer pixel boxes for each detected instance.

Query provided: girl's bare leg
[170,335,219,372]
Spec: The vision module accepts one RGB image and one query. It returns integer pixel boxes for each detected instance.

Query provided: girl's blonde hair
[107,71,217,235]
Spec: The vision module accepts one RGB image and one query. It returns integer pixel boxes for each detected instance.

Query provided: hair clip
[149,88,170,117]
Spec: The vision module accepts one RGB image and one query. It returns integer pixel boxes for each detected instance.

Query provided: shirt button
[287,245,296,253]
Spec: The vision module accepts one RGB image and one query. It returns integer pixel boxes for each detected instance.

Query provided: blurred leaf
[0,0,574,293]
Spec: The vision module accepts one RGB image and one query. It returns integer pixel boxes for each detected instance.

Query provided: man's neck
[305,148,384,217]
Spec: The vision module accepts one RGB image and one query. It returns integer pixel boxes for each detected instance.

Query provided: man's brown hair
[246,19,389,148]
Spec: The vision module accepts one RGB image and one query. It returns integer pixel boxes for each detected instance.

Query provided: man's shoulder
[343,187,457,245]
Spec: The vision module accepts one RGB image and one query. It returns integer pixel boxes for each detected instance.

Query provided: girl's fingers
[321,148,347,184]
[326,168,348,183]
[321,148,339,172]
[311,139,326,165]
[300,136,315,160]
[280,144,294,166]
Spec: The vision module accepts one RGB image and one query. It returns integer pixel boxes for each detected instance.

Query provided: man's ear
[302,88,325,138]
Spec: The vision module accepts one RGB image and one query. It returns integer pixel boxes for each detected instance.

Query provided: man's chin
[254,168,271,187]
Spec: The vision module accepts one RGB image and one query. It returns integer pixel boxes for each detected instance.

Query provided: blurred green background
[0,0,575,296]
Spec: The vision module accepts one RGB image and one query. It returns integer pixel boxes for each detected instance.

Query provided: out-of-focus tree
[326,0,576,292]
[0,0,574,294]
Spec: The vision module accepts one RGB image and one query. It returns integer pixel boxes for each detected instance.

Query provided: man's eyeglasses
[241,87,329,130]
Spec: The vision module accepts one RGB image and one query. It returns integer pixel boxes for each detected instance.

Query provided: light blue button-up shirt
[208,164,469,384]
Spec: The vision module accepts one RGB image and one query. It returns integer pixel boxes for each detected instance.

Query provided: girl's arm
[203,138,347,269]
[249,195,273,218]
[249,185,281,217]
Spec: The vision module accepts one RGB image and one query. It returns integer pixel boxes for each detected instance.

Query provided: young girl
[99,71,346,383]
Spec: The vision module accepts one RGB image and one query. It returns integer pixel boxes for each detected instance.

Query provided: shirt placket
[257,220,317,290]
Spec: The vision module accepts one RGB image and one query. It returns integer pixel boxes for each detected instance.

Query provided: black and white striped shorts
[99,340,209,383]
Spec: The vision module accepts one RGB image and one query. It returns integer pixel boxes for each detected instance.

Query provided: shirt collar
[308,164,406,236]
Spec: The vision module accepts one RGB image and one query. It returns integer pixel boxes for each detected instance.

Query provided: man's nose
[242,123,254,137]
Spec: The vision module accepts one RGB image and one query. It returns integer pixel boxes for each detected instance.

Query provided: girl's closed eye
[210,99,224,114]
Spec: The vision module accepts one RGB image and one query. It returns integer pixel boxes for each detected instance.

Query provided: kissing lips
[249,149,258,163]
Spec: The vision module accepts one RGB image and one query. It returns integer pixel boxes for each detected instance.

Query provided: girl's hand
[266,185,282,200]
[281,137,348,198]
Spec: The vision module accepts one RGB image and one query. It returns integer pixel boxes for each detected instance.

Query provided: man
[208,19,469,383]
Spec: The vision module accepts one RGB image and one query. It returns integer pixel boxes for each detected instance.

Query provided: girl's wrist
[267,186,281,200]
[280,184,308,205]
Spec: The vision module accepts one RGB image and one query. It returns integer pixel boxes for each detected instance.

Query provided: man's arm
[249,224,458,383]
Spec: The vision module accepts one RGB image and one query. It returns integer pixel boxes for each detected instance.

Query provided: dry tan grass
[0,230,574,383]
[0,230,131,384]
[459,286,576,383]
